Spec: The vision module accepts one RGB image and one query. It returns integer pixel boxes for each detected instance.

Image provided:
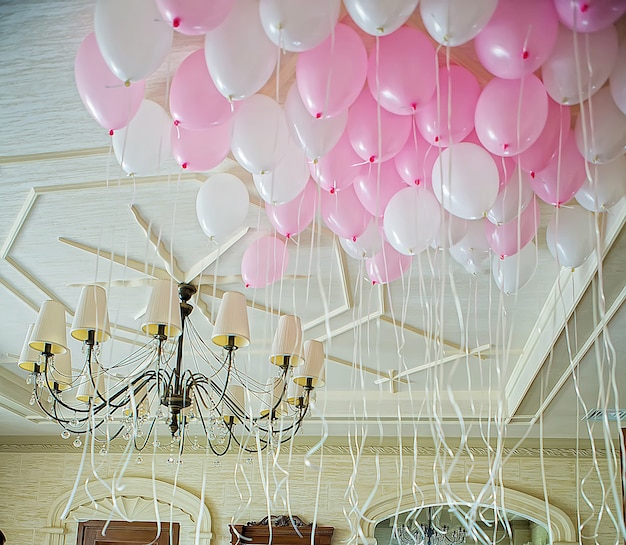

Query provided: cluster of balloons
[75,0,626,293]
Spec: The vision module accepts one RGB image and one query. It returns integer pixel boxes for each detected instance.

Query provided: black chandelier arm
[132,417,159,451]
[206,425,233,456]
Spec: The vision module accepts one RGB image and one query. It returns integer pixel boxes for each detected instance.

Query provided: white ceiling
[0,0,624,445]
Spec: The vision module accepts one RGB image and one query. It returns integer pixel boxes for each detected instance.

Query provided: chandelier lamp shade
[18,281,325,454]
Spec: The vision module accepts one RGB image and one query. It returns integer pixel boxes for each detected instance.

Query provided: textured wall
[0,444,620,545]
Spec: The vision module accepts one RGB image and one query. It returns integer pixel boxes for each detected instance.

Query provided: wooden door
[76,520,180,545]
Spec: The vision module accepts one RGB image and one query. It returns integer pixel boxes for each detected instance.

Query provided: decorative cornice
[0,442,605,458]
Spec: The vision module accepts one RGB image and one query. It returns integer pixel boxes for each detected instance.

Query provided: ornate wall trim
[42,477,212,545]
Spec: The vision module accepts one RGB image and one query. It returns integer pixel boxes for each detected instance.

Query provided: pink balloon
[320,184,372,240]
[553,0,626,32]
[517,98,571,175]
[170,122,231,172]
[347,88,412,163]
[394,132,440,188]
[353,161,406,217]
[366,242,413,285]
[241,236,289,289]
[156,0,234,34]
[296,23,367,118]
[74,33,145,131]
[486,196,540,258]
[169,50,233,130]
[531,130,586,206]
[463,131,516,188]
[265,180,318,238]
[475,75,548,156]
[416,65,480,146]
[474,0,559,79]
[310,130,365,193]
[366,26,436,116]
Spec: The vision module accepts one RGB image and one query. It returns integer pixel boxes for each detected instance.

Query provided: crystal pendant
[73,437,82,448]
[61,430,71,439]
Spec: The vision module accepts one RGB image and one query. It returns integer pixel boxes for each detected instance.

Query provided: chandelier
[17,280,325,454]
[398,507,467,545]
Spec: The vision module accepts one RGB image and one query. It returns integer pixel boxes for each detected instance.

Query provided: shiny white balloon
[420,0,498,46]
[487,168,534,225]
[575,156,626,212]
[112,100,171,176]
[94,0,173,82]
[492,241,537,294]
[343,0,419,36]
[609,42,626,115]
[340,220,383,260]
[196,173,249,240]
[546,206,596,269]
[449,219,491,275]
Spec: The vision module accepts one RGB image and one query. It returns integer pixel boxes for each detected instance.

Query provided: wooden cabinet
[76,521,180,545]
[230,517,333,545]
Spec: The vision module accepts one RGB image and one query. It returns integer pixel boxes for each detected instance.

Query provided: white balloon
[432,143,499,220]
[575,87,626,164]
[231,95,290,174]
[259,0,341,52]
[285,84,347,159]
[205,0,277,100]
[383,187,441,256]
[196,173,249,240]
[492,241,537,294]
[253,139,310,205]
[575,156,626,212]
[343,0,419,36]
[420,0,498,46]
[94,0,173,82]
[112,100,171,176]
[609,42,626,115]
[449,219,491,275]
[340,220,383,260]
[431,211,467,250]
[487,167,534,225]
[546,206,596,269]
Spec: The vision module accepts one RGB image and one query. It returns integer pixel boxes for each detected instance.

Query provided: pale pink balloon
[474,0,559,79]
[171,123,231,172]
[416,65,480,146]
[366,26,436,116]
[296,23,367,118]
[74,33,145,131]
[348,88,412,163]
[486,196,540,258]
[353,161,406,217]
[475,75,548,156]
[156,0,234,34]
[320,184,372,240]
[241,236,289,289]
[463,131,516,189]
[517,98,571,175]
[169,50,233,130]
[553,0,626,33]
[366,242,413,285]
[395,132,441,189]
[310,130,365,193]
[531,130,586,206]
[265,180,317,238]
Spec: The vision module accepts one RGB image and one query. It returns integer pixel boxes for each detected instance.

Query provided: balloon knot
[522,50,529,60]
[377,26,385,33]
[109,129,114,136]
[173,16,181,28]
[315,112,322,119]
[312,158,319,164]
[556,202,562,208]
[352,236,357,242]
[369,155,376,163]
[530,170,535,179]
[124,80,131,87]
[502,143,509,150]
[415,179,421,186]
[245,283,250,288]
[500,255,505,260]
[410,103,417,111]
[434,136,439,143]
[580,3,589,12]
[329,187,335,194]
[286,233,291,239]
[174,120,180,126]
[372,280,377,285]
[181,162,188,169]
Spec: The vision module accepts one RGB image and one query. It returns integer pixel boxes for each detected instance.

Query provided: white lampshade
[294,340,326,388]
[269,315,304,367]
[286,381,306,407]
[223,384,245,424]
[18,323,43,372]
[260,377,288,417]
[48,349,72,391]
[212,292,250,348]
[71,285,111,343]
[76,362,106,403]
[29,300,68,355]
[141,280,182,338]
